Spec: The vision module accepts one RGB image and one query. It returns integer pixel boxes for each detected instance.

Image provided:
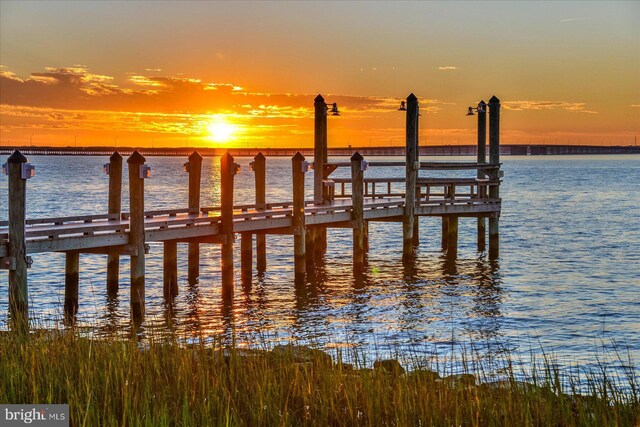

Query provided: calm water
[1,154,639,379]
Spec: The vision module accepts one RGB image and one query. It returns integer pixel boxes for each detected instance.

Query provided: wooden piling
[403,93,418,259]
[488,96,501,258]
[253,152,267,273]
[447,216,459,256]
[220,152,236,298]
[106,152,122,294]
[413,105,420,246]
[477,101,487,252]
[241,233,252,286]
[441,217,449,249]
[351,152,365,268]
[127,151,147,322]
[163,240,178,299]
[310,95,329,259]
[64,251,79,321]
[314,95,327,205]
[292,152,307,285]
[7,150,29,331]
[188,151,203,284]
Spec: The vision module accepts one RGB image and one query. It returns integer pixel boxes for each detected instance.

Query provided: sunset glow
[0,1,638,148]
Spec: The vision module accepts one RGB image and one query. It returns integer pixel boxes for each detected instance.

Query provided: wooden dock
[1,94,503,330]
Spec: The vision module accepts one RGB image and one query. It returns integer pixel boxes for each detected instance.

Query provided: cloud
[503,100,598,114]
[437,66,457,71]
[631,104,640,108]
[559,17,588,22]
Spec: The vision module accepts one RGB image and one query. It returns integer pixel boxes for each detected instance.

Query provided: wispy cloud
[631,104,640,108]
[437,66,457,71]
[503,100,598,114]
[559,17,589,22]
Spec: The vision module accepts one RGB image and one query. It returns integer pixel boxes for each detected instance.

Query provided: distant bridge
[1,144,639,158]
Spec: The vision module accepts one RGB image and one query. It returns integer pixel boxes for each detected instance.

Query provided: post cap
[221,151,234,162]
[478,100,487,108]
[127,150,146,164]
[254,152,266,161]
[314,94,325,103]
[7,150,28,164]
[110,151,123,162]
[489,95,500,104]
[189,150,203,162]
[292,151,306,161]
[350,151,364,161]
[407,93,418,102]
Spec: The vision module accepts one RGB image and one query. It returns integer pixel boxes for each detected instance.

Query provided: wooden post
[447,216,459,257]
[292,152,307,285]
[441,217,449,249]
[351,152,365,268]
[313,94,327,205]
[254,152,267,272]
[7,150,29,331]
[403,93,418,259]
[488,96,501,258]
[413,106,420,246]
[163,240,178,299]
[106,152,122,294]
[241,233,252,286]
[188,150,203,284]
[220,152,236,299]
[64,251,79,322]
[311,95,328,259]
[127,151,147,322]
[477,101,487,252]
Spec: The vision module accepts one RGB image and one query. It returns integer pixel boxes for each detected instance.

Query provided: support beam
[220,152,237,299]
[253,152,267,273]
[188,151,203,285]
[7,150,29,332]
[163,240,178,299]
[127,151,147,323]
[351,152,365,268]
[292,152,307,285]
[106,152,122,294]
[403,93,418,259]
[64,251,79,322]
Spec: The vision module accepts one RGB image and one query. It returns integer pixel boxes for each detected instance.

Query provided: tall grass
[1,330,638,426]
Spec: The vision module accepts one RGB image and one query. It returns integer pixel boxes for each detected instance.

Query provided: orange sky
[1,1,638,148]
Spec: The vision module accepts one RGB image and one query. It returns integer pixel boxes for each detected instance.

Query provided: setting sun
[206,119,237,143]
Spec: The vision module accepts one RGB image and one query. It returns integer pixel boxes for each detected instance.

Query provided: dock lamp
[466,102,486,116]
[4,162,36,179]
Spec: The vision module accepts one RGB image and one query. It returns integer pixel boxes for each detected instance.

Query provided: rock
[270,344,333,367]
[373,359,406,376]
